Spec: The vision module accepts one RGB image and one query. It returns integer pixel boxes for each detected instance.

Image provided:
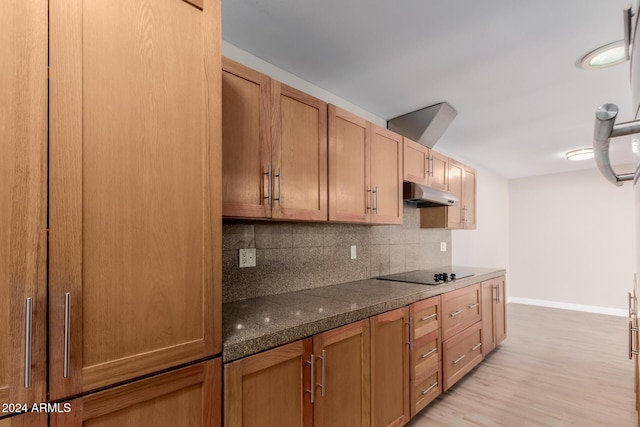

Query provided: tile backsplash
[222,208,452,302]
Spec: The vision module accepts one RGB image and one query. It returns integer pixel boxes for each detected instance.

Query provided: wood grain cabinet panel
[224,339,312,427]
[441,284,481,341]
[0,0,48,412]
[313,320,371,427]
[494,277,507,345]
[419,159,476,229]
[442,321,482,391]
[272,82,328,221]
[403,138,448,192]
[0,413,47,427]
[222,57,271,219]
[411,296,441,341]
[371,308,410,427]
[50,358,221,427]
[481,276,507,356]
[329,105,402,225]
[49,0,222,399]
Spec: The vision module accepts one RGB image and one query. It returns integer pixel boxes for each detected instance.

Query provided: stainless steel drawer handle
[449,309,463,317]
[467,303,479,310]
[421,381,438,395]
[24,297,32,388]
[305,354,315,403]
[420,348,437,359]
[452,354,465,365]
[630,321,639,360]
[64,292,71,378]
[471,343,482,351]
[592,104,637,186]
[420,313,437,321]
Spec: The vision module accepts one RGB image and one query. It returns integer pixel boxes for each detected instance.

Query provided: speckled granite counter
[223,266,506,362]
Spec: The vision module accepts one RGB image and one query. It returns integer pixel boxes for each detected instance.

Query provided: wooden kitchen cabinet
[481,276,506,355]
[441,284,481,340]
[0,0,48,412]
[222,57,272,219]
[442,321,482,391]
[371,308,410,427]
[403,138,448,191]
[222,59,327,221]
[328,105,402,225]
[419,159,476,229]
[49,0,222,400]
[50,358,221,427]
[409,296,443,417]
[0,413,47,427]
[313,320,371,427]
[224,340,312,427]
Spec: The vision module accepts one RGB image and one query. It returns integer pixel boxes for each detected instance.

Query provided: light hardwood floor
[407,303,635,427]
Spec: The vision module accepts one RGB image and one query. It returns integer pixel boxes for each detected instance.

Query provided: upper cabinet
[403,138,448,191]
[419,159,476,229]
[222,57,327,221]
[1,0,48,411]
[328,105,402,225]
[49,0,221,400]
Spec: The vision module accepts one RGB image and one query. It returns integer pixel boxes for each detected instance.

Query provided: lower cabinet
[481,276,507,355]
[371,308,409,427]
[224,320,370,427]
[442,322,483,391]
[0,413,47,427]
[51,358,221,427]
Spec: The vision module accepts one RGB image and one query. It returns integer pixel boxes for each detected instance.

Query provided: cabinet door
[50,358,221,427]
[49,0,222,399]
[370,125,403,225]
[481,280,496,354]
[272,82,327,221]
[371,308,409,427]
[494,277,507,345]
[222,57,272,219]
[224,339,312,427]
[462,166,477,229]
[429,150,449,191]
[0,413,47,427]
[403,138,428,185]
[0,0,48,410]
[313,320,370,427]
[446,160,464,228]
[328,105,371,223]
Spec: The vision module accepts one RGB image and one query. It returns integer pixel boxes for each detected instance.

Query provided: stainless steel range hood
[387,102,457,148]
[403,182,459,208]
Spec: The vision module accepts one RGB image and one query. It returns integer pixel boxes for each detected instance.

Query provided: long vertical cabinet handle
[64,292,71,378]
[305,354,315,403]
[273,168,282,206]
[264,166,272,206]
[318,350,325,397]
[630,292,635,318]
[630,320,639,359]
[367,187,372,212]
[429,156,434,177]
[496,285,500,304]
[374,186,379,213]
[24,297,32,388]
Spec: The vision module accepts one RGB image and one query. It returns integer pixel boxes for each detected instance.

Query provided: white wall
[450,167,509,272]
[222,41,386,127]
[509,168,635,313]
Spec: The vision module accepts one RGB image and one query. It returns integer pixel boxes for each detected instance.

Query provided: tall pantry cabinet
[3,0,223,425]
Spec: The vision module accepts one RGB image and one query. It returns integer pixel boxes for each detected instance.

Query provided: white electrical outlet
[350,245,357,260]
[440,242,447,252]
[239,248,256,268]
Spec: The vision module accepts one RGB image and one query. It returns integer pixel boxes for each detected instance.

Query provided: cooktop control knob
[451,273,457,280]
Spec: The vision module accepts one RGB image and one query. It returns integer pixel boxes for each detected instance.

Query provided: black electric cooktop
[377,267,475,285]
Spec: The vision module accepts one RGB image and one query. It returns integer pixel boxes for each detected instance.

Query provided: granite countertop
[222,266,506,362]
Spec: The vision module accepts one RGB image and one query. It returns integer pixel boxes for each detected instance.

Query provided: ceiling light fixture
[566,148,594,161]
[580,40,627,70]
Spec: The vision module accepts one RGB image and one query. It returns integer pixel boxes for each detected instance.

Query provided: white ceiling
[222,0,639,179]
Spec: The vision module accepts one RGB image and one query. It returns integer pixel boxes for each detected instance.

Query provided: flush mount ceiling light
[566,148,594,161]
[580,40,627,69]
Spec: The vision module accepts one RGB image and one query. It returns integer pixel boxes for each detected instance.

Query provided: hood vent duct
[387,102,457,148]
[403,182,459,208]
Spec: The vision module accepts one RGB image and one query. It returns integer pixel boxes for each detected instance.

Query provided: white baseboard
[507,296,628,317]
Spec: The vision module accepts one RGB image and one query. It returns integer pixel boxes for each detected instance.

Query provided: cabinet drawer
[442,321,482,391]
[411,295,441,341]
[411,329,441,383]
[441,284,481,340]
[411,370,441,417]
